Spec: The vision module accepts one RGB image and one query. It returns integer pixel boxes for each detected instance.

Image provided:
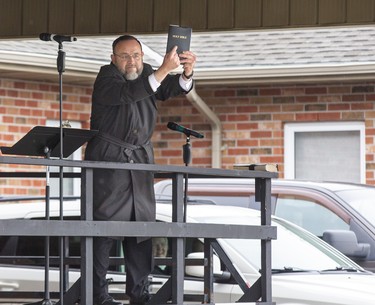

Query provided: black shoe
[129,300,148,305]
[129,293,151,305]
[95,296,123,305]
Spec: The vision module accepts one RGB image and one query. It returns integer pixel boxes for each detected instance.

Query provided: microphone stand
[26,42,67,305]
[57,41,66,305]
[28,41,67,305]
[182,136,191,222]
[43,148,54,305]
[26,149,54,305]
[182,135,190,295]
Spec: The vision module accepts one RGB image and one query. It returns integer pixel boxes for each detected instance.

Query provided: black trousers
[93,236,153,302]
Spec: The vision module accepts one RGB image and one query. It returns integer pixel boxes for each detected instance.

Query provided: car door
[271,188,351,237]
[269,186,375,271]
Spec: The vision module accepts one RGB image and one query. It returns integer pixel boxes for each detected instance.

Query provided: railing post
[171,173,185,305]
[256,177,273,303]
[81,168,94,305]
[203,238,214,303]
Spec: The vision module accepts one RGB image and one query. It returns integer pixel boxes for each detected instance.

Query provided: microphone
[39,33,77,43]
[167,122,204,139]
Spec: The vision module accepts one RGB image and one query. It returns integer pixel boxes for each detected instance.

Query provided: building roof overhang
[1,25,375,86]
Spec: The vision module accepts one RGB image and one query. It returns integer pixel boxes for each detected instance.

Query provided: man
[152,237,170,275]
[84,34,196,305]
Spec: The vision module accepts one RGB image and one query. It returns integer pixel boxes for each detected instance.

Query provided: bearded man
[85,34,196,305]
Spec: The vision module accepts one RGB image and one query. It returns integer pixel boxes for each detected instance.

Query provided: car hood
[250,273,375,305]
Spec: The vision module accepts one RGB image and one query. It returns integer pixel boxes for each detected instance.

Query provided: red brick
[259,88,281,96]
[281,87,305,95]
[259,105,281,112]
[318,95,341,103]
[305,87,327,94]
[351,102,374,110]
[250,131,272,138]
[272,113,295,122]
[32,92,43,100]
[328,86,351,94]
[161,150,182,157]
[192,158,211,165]
[14,82,26,89]
[342,94,365,102]
[237,105,258,112]
[26,100,38,107]
[260,156,283,163]
[238,139,258,146]
[214,89,236,97]
[342,112,364,120]
[193,140,211,148]
[318,112,341,120]
[39,84,50,91]
[250,97,272,104]
[237,123,258,130]
[2,116,14,123]
[273,147,284,155]
[296,96,318,103]
[228,148,249,155]
[328,103,350,111]
[7,90,18,97]
[296,113,318,121]
[260,138,283,146]
[228,114,250,121]
[9,126,20,133]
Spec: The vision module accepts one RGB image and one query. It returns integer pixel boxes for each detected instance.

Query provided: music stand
[1,126,97,158]
[0,125,98,305]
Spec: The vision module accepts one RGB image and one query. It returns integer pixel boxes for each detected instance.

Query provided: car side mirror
[185,252,230,281]
[322,230,370,259]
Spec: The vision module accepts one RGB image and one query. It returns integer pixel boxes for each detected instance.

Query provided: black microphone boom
[39,33,77,43]
[167,122,204,138]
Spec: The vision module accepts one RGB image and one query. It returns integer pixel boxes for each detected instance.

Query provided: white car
[154,178,375,272]
[1,199,375,304]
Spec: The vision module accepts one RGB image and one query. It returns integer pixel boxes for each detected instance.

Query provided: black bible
[166,25,192,54]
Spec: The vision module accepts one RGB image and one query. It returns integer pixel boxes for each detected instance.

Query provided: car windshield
[205,215,362,272]
[335,188,375,225]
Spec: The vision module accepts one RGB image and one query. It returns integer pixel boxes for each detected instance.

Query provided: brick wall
[0,79,92,195]
[1,78,375,195]
[154,82,375,184]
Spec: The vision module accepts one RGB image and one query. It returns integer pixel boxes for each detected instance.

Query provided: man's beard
[125,71,139,80]
[125,66,143,80]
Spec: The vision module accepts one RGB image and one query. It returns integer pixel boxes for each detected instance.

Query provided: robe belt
[97,132,153,163]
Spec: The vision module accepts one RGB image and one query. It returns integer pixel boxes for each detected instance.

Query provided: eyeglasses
[113,53,142,61]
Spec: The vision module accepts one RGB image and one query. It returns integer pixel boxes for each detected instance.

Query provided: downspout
[186,87,222,168]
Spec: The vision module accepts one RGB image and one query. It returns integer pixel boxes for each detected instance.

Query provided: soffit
[1,25,375,86]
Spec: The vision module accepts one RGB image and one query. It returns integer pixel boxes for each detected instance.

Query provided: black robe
[85,62,191,231]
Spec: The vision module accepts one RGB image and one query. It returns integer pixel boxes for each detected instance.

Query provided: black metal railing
[0,155,277,305]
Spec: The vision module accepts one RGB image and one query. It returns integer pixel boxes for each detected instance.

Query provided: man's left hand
[180,51,196,79]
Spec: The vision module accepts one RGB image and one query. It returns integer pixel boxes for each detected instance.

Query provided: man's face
[111,39,144,80]
[152,237,168,257]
